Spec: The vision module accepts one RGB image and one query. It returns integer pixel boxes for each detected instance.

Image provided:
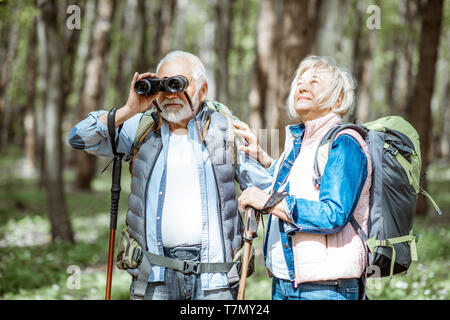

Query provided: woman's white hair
[286,55,356,120]
[156,50,207,89]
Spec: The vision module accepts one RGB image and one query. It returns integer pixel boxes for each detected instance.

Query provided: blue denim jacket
[68,109,273,290]
[263,123,368,281]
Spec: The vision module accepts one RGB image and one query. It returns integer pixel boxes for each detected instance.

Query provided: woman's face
[293,68,333,121]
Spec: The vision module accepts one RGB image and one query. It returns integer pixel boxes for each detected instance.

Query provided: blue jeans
[272,277,359,300]
[130,270,237,300]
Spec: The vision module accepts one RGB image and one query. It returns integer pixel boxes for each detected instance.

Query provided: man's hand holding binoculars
[99,72,158,127]
[125,72,159,115]
[100,71,189,128]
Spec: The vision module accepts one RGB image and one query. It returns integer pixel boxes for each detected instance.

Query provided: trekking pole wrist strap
[259,190,289,214]
[107,108,124,157]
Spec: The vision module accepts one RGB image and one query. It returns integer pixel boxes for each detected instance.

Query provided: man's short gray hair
[286,56,356,120]
[156,50,207,88]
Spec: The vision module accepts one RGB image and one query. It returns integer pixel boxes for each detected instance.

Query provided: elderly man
[68,50,272,300]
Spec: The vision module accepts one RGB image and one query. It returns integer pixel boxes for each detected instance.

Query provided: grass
[0,146,132,300]
[0,145,449,300]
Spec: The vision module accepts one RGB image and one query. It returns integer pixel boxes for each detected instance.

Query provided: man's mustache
[159,98,186,109]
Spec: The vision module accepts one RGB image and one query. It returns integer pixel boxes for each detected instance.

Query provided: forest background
[0,0,449,300]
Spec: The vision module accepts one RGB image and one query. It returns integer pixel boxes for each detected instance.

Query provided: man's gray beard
[159,91,200,124]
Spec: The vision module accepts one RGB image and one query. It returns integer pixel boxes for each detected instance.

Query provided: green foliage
[0,146,131,299]
[365,214,450,300]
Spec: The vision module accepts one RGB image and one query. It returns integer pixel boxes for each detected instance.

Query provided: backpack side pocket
[116,229,142,270]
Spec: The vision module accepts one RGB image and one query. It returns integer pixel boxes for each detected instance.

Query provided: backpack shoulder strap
[313,124,372,261]
[313,123,368,186]
[128,107,161,174]
[204,100,239,170]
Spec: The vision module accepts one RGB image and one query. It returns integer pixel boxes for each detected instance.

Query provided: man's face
[156,58,202,124]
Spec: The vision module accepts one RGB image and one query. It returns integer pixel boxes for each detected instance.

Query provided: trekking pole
[105,108,124,300]
[237,206,259,300]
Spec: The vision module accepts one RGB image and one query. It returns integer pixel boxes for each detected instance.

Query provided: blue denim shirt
[263,123,368,281]
[68,109,273,290]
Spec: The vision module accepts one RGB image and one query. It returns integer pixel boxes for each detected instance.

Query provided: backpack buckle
[183,261,199,274]
[133,247,143,263]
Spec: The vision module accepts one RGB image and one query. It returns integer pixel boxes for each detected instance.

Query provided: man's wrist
[117,104,139,123]
[99,105,135,127]
[121,104,136,116]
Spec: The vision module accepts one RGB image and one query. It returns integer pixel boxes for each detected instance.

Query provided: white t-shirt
[265,214,291,280]
[265,154,291,280]
[161,132,203,248]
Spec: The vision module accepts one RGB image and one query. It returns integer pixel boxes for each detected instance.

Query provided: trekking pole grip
[237,206,257,300]
[107,108,124,231]
[109,155,123,230]
[105,108,124,300]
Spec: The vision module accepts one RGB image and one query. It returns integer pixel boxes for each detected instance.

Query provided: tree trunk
[0,22,19,149]
[23,16,38,177]
[386,1,405,114]
[247,0,281,159]
[248,0,321,157]
[36,5,49,188]
[386,49,398,114]
[152,0,176,68]
[62,0,86,114]
[316,0,349,57]
[113,1,128,107]
[213,0,234,105]
[248,0,278,132]
[173,0,188,50]
[439,79,450,159]
[134,0,149,73]
[397,0,419,117]
[230,0,253,118]
[67,0,96,169]
[75,0,115,190]
[38,0,74,242]
[351,0,365,85]
[356,28,377,122]
[409,0,443,216]
[275,0,322,153]
[199,13,216,100]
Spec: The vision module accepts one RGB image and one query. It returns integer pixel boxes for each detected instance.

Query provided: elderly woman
[236,56,372,300]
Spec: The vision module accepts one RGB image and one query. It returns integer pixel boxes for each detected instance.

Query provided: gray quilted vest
[125,105,243,264]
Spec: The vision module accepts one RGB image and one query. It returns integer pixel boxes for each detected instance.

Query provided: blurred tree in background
[0,0,449,300]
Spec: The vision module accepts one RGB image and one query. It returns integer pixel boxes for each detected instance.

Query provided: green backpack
[313,116,441,280]
[127,99,239,174]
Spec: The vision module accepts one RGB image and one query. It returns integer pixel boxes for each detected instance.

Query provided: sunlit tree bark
[37,0,74,242]
[409,0,443,216]
[75,0,115,190]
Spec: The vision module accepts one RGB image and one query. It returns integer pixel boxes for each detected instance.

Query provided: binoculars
[134,75,189,96]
